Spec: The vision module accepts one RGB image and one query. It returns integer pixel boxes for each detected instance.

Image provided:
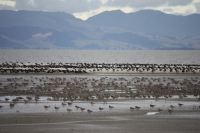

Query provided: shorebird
[67,108,72,113]
[109,105,114,109]
[135,106,141,110]
[80,107,85,112]
[150,104,155,108]
[10,103,15,108]
[75,105,80,110]
[99,107,104,111]
[44,105,50,109]
[90,102,95,105]
[68,102,72,106]
[87,109,93,114]
[54,106,59,110]
[5,98,9,101]
[170,105,175,109]
[168,109,173,114]
[62,102,66,106]
[178,103,183,107]
[130,107,135,111]
[103,100,107,104]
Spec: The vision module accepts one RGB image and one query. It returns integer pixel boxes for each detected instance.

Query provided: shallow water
[0,96,199,115]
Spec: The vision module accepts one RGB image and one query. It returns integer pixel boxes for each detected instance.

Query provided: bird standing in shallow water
[87,109,92,114]
[54,106,59,110]
[90,101,95,105]
[135,106,140,110]
[67,108,72,113]
[80,107,85,112]
[44,105,50,109]
[130,107,135,111]
[168,109,173,114]
[178,103,183,107]
[75,105,80,110]
[99,107,104,111]
[62,102,66,106]
[109,105,114,109]
[10,103,14,108]
[150,104,155,109]
[170,105,175,109]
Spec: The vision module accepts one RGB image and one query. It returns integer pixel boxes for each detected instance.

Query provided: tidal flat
[0,73,200,133]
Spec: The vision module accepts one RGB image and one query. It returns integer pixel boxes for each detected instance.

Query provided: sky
[0,0,200,20]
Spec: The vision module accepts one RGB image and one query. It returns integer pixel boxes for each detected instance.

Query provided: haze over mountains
[0,10,200,50]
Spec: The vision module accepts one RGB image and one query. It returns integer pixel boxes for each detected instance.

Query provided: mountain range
[0,10,200,50]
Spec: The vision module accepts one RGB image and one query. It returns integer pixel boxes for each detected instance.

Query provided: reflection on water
[146,112,160,115]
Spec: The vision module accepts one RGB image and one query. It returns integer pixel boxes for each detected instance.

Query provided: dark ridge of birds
[0,62,200,74]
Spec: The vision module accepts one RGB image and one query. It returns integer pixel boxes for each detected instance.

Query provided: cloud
[0,0,199,20]
[0,0,15,7]
[194,1,200,13]
[162,8,174,12]
[0,0,103,13]
[106,0,194,8]
[73,6,135,20]
[167,0,194,6]
[74,0,198,20]
[32,32,52,38]
[152,0,199,16]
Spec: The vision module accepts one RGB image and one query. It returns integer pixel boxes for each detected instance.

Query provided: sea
[0,50,200,64]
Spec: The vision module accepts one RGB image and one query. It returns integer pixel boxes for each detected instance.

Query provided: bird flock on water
[0,71,200,115]
[0,62,200,74]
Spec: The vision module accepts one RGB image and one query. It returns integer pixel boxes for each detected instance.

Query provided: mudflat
[0,99,200,133]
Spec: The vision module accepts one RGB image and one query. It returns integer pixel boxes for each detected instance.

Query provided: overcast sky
[0,0,200,20]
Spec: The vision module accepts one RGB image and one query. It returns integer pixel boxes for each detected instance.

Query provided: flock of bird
[0,74,200,115]
[0,62,200,74]
[0,96,190,115]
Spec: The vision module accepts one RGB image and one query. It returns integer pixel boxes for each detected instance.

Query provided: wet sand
[0,109,200,133]
[0,99,200,133]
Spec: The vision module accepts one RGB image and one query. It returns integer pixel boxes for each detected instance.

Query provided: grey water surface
[0,50,199,64]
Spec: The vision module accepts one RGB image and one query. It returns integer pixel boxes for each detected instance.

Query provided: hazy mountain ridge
[0,10,200,50]
[85,10,200,38]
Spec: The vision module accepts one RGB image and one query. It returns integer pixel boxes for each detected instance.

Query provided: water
[0,50,199,64]
[0,96,199,114]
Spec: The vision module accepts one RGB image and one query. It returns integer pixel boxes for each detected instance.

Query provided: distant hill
[85,10,200,38]
[0,26,92,49]
[0,10,200,50]
[0,10,85,31]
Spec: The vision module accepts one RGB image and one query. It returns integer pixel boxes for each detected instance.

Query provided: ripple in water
[0,50,200,64]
